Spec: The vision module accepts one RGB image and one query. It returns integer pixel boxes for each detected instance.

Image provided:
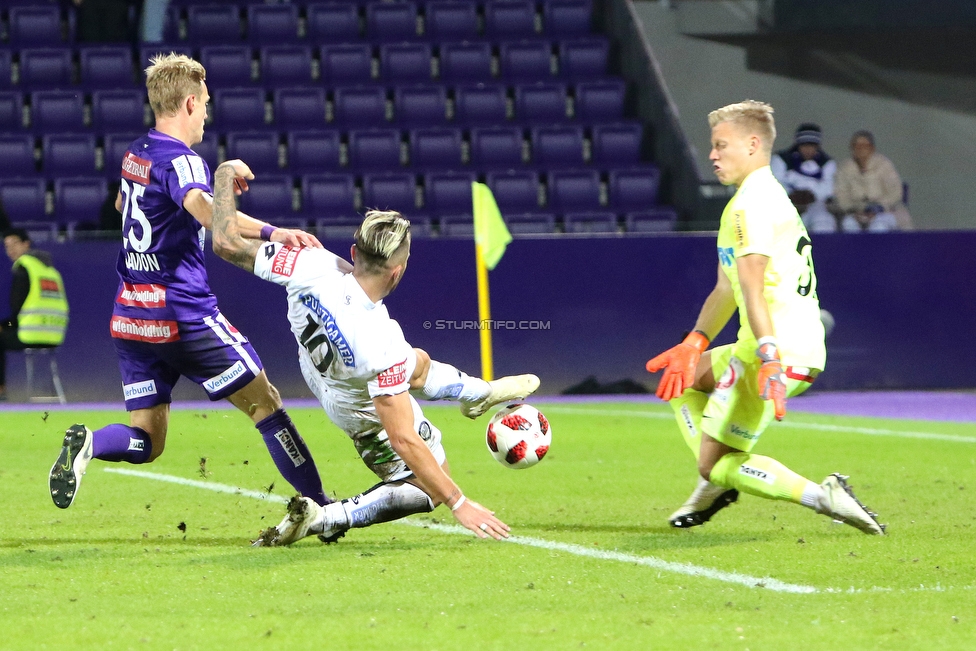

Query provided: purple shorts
[113,310,264,410]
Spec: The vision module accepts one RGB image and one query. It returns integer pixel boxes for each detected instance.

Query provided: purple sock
[256,409,330,506]
[92,424,153,463]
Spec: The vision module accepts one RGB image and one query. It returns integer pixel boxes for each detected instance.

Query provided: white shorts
[299,349,445,483]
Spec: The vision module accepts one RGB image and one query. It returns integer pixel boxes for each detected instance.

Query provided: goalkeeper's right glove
[645,331,710,401]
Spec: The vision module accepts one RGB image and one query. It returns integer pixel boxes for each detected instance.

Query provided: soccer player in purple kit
[48,54,330,512]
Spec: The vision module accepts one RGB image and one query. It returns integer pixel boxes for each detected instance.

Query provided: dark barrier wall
[0,231,972,401]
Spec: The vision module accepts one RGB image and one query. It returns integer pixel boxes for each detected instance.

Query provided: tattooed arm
[210,160,262,273]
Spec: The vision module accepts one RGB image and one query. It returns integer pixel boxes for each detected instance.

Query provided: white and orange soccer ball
[486,404,551,469]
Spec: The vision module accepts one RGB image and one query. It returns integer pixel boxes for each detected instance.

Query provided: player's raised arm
[210,159,262,272]
[373,391,510,540]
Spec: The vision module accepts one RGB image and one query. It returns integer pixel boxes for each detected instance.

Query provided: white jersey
[253,242,415,413]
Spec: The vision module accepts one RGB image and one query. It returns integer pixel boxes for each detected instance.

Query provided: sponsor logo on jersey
[127,438,146,451]
[203,361,247,395]
[377,359,407,388]
[273,428,307,467]
[418,421,432,441]
[188,155,208,184]
[730,423,758,440]
[110,316,179,343]
[679,404,698,438]
[272,246,301,277]
[124,251,161,272]
[116,282,167,308]
[732,210,748,248]
[171,155,194,188]
[717,246,735,267]
[121,153,152,185]
[300,294,356,367]
[715,363,737,390]
[123,379,157,400]
[739,464,775,484]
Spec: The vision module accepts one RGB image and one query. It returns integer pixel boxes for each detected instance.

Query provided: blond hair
[708,100,776,151]
[145,53,207,118]
[355,210,411,273]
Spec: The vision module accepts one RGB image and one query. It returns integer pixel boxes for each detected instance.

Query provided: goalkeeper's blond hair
[355,210,411,274]
[145,53,207,118]
[708,100,776,152]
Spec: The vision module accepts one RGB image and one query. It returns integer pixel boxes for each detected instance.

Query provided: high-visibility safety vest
[13,253,69,346]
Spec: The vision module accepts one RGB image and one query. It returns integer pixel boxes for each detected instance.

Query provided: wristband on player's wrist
[757,337,781,361]
[259,224,276,241]
[683,330,710,352]
[450,495,467,511]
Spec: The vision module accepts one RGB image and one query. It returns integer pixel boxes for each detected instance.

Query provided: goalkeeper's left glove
[645,331,710,401]
[757,337,788,421]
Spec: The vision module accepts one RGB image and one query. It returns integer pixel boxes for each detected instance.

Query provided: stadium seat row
[1,82,625,133]
[0,124,646,178]
[0,169,672,235]
[0,39,610,90]
[0,1,593,46]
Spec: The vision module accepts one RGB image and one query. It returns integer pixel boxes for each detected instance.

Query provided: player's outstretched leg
[668,477,739,528]
[459,374,540,419]
[817,473,886,535]
[255,408,330,507]
[410,356,539,419]
[253,481,435,547]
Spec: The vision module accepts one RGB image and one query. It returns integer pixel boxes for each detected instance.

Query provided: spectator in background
[140,0,171,43]
[832,130,914,232]
[0,229,70,402]
[73,0,133,43]
[771,123,837,233]
[0,198,10,234]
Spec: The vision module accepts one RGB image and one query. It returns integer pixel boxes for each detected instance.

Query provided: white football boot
[668,478,739,528]
[460,374,540,419]
[49,424,94,509]
[819,473,886,535]
[252,496,323,547]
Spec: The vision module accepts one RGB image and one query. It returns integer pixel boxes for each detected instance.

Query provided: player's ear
[350,244,357,262]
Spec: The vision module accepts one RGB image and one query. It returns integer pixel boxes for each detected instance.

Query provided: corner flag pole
[471,182,512,383]
[475,242,494,381]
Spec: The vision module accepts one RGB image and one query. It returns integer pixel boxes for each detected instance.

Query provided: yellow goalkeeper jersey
[717,165,827,370]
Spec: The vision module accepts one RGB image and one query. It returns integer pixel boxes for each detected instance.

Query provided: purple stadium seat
[0,51,12,89]
[140,45,195,71]
[54,177,107,227]
[380,43,433,83]
[0,135,37,178]
[43,134,97,177]
[192,133,221,174]
[425,1,479,41]
[500,42,552,83]
[211,88,267,131]
[91,90,145,133]
[626,207,677,232]
[366,3,419,41]
[563,211,618,233]
[79,46,136,90]
[410,128,463,170]
[348,129,403,170]
[224,132,281,173]
[19,48,73,89]
[31,91,85,133]
[424,171,475,219]
[302,173,357,220]
[544,0,593,37]
[320,44,374,86]
[548,169,602,213]
[531,125,584,169]
[287,130,342,173]
[103,133,143,179]
[515,83,569,123]
[332,86,388,127]
[485,170,541,215]
[394,85,448,126]
[559,38,609,79]
[575,79,626,122]
[237,174,296,219]
[306,3,361,44]
[260,46,314,88]
[454,84,508,126]
[506,213,556,233]
[247,3,299,45]
[0,92,24,131]
[610,167,662,211]
[9,6,66,46]
[0,179,48,224]
[363,172,417,213]
[439,42,493,84]
[484,0,538,39]
[200,46,255,86]
[592,123,643,167]
[274,87,327,130]
[470,126,524,168]
[187,5,243,44]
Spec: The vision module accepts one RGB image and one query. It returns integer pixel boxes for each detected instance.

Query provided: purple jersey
[111,129,218,343]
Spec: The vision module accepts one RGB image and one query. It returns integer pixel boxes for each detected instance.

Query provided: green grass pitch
[1,401,974,650]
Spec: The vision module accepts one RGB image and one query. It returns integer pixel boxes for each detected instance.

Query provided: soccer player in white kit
[208,159,540,545]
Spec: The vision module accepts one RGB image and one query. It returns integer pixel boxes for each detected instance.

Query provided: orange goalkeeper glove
[645,331,710,401]
[757,337,788,421]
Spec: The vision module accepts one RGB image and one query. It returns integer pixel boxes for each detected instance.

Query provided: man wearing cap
[771,123,837,233]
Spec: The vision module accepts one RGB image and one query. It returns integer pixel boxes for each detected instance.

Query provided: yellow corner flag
[471,182,512,380]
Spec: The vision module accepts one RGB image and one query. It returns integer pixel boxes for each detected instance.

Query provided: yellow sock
[709,452,814,504]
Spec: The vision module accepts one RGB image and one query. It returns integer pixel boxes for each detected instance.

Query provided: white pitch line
[538,406,976,444]
[103,467,816,594]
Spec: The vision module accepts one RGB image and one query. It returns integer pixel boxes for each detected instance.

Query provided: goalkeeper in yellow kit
[646,100,884,535]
